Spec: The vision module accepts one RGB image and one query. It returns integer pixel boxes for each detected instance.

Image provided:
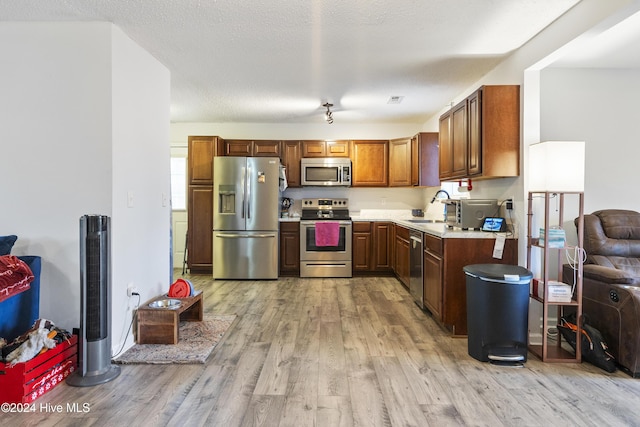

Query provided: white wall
[540,67,640,215]
[1,22,113,330]
[110,27,172,352]
[0,22,170,355]
[170,122,421,144]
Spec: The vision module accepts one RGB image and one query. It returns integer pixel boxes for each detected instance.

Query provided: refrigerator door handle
[246,165,251,219]
[241,166,246,218]
[216,233,276,239]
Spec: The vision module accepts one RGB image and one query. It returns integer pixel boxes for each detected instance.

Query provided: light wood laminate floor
[5,273,640,426]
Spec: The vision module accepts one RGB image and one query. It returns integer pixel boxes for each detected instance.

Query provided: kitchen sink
[407,219,444,224]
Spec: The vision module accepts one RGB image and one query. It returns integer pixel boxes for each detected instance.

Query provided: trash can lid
[463,264,533,282]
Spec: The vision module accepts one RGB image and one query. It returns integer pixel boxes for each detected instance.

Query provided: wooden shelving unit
[526,191,584,362]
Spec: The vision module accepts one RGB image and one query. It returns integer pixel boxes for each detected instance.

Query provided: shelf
[529,295,579,306]
[526,191,584,363]
[528,344,581,363]
[530,240,578,251]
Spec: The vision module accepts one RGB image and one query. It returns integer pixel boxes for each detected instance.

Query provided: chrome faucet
[430,189,451,203]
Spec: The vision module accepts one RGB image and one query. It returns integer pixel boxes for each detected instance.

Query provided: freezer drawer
[213,231,278,279]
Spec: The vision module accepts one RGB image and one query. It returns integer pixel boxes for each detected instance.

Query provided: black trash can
[463,264,532,364]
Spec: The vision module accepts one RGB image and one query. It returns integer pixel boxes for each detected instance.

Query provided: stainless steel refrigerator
[213,156,280,279]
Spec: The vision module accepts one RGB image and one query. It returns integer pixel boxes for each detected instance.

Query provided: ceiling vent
[387,96,404,104]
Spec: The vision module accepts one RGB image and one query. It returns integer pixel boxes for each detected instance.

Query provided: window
[170,157,187,210]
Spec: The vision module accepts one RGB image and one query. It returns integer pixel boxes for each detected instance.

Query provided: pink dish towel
[315,222,340,247]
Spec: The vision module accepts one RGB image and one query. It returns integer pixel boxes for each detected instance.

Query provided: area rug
[114,314,236,364]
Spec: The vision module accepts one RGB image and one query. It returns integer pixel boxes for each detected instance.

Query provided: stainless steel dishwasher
[409,229,424,309]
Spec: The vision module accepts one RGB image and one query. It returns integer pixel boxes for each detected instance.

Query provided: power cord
[112,292,140,359]
[565,245,587,295]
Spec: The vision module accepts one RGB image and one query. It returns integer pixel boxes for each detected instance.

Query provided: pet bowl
[148,298,181,309]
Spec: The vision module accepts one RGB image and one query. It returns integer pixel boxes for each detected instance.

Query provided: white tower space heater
[67,215,120,387]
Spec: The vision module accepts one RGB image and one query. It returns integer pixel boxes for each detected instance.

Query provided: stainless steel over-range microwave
[301,157,351,186]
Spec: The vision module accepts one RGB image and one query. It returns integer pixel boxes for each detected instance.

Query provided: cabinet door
[417,132,440,187]
[224,140,253,156]
[352,222,372,272]
[188,136,215,185]
[438,112,453,180]
[423,248,443,320]
[481,85,520,178]
[254,140,281,157]
[395,236,410,288]
[451,101,468,179]
[466,90,482,177]
[187,186,213,273]
[326,140,350,157]
[389,138,412,187]
[302,140,326,157]
[351,140,389,187]
[279,222,300,275]
[411,135,419,186]
[281,141,301,187]
[373,222,393,271]
[394,226,410,288]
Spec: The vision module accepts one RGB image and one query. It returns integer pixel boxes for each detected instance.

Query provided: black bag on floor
[558,314,616,373]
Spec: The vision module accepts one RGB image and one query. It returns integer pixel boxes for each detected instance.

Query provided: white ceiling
[550,8,640,69]
[0,0,593,124]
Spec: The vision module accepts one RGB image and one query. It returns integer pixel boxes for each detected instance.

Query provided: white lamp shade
[529,140,585,192]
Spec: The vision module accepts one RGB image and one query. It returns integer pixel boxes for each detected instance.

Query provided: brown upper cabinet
[224,139,281,157]
[350,140,389,187]
[188,135,223,185]
[389,133,440,187]
[413,132,440,187]
[280,140,302,188]
[389,137,413,187]
[302,140,349,157]
[439,85,520,181]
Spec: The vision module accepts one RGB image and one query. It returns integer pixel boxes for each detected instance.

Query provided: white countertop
[280,210,515,239]
[279,216,301,222]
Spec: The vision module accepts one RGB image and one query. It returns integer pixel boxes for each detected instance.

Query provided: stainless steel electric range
[299,198,352,278]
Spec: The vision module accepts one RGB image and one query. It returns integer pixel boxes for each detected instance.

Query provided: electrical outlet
[506,198,514,210]
[127,283,139,297]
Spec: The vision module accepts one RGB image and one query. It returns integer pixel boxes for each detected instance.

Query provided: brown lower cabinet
[423,234,443,320]
[394,225,410,288]
[423,234,518,336]
[352,222,372,271]
[372,222,393,271]
[279,222,300,276]
[187,186,213,274]
[352,221,394,274]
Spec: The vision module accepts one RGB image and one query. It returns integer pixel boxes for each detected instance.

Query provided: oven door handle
[300,220,352,226]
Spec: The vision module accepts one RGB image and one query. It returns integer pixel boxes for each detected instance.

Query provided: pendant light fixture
[323,102,334,124]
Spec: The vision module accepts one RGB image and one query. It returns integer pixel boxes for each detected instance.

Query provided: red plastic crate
[0,335,78,404]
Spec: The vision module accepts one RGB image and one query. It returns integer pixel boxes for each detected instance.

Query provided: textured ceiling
[1,0,583,124]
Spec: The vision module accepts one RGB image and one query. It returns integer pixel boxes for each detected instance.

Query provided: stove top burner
[301,198,351,221]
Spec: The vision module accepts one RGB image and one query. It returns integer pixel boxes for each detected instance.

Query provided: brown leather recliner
[563,209,640,377]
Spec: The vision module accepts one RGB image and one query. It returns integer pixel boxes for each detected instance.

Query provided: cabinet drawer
[280,222,300,232]
[395,225,410,241]
[424,233,443,255]
[352,221,371,232]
